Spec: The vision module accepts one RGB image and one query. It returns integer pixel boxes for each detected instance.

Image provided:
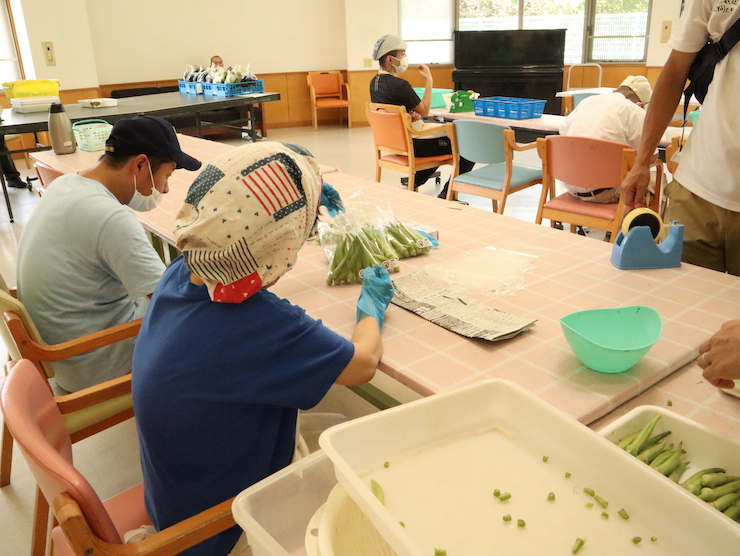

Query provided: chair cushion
[544,192,619,220]
[380,153,453,167]
[51,483,150,555]
[315,98,349,108]
[455,163,542,191]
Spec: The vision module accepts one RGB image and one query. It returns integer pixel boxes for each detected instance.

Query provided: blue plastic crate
[491,97,546,120]
[178,80,204,95]
[202,79,265,97]
[472,98,496,116]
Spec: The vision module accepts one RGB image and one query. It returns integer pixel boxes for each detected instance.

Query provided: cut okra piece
[594,495,609,508]
[618,508,629,520]
[543,455,549,462]
[434,549,447,556]
[583,487,595,497]
[565,472,572,478]
[493,489,501,498]
[667,399,673,406]
[572,538,586,554]
[632,537,642,544]
[371,479,385,505]
[499,492,512,501]
[585,503,594,509]
[384,461,390,468]
[547,492,555,501]
[517,519,526,528]
[601,511,609,519]
[399,521,405,527]
[503,514,512,522]
[651,537,657,542]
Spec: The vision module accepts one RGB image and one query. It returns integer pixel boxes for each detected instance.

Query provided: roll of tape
[621,208,664,242]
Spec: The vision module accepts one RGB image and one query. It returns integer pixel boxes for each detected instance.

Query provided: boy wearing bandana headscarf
[131,142,392,556]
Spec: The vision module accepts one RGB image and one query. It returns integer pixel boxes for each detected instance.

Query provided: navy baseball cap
[105,115,201,171]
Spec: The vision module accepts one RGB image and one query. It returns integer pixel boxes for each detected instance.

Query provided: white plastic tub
[319,379,740,556]
[231,451,336,556]
[599,406,740,513]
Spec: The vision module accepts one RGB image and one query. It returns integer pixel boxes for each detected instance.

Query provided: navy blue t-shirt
[370,73,422,113]
[132,257,354,556]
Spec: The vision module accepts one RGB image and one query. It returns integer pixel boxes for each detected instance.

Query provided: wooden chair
[535,135,663,243]
[0,277,141,555]
[447,120,543,214]
[307,71,351,130]
[33,161,64,189]
[665,135,684,175]
[5,134,31,169]
[366,102,456,191]
[0,359,236,556]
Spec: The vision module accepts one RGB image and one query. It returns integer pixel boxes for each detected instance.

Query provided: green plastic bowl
[560,306,662,374]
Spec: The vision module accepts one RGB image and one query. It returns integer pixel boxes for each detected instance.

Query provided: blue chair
[447,120,544,214]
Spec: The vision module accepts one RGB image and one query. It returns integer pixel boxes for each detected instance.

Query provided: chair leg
[31,486,49,556]
[496,196,506,215]
[407,173,415,191]
[1,421,13,487]
[347,106,352,129]
[570,224,577,234]
[375,165,382,183]
[491,199,499,213]
[311,107,318,131]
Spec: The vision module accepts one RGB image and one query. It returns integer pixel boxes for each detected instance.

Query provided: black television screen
[454,29,566,68]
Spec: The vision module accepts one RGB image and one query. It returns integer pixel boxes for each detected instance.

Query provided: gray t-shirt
[17,172,165,392]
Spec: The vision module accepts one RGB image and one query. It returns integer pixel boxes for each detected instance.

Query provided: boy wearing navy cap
[17,115,201,392]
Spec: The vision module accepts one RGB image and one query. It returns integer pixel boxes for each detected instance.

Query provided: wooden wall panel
[260,74,289,128]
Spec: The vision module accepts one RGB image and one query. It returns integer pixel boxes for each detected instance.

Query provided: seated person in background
[1,136,28,189]
[16,115,201,392]
[558,76,665,203]
[370,34,474,198]
[210,55,224,68]
[132,141,391,556]
[698,320,740,389]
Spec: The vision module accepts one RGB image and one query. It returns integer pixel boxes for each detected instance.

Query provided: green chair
[447,120,544,214]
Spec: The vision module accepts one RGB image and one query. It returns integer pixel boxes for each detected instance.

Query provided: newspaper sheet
[391,270,536,341]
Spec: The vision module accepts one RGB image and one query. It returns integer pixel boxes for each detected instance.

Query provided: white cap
[372,35,407,60]
[619,75,652,104]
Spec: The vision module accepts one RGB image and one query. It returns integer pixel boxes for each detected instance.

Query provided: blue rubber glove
[412,228,439,248]
[321,181,344,217]
[356,264,395,330]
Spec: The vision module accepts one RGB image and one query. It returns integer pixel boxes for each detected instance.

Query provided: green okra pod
[701,474,740,488]
[649,444,675,469]
[617,430,640,450]
[680,467,726,489]
[636,441,667,465]
[626,415,662,456]
[711,493,740,511]
[668,461,690,483]
[639,430,672,452]
[700,479,740,502]
[723,499,740,521]
[656,442,684,475]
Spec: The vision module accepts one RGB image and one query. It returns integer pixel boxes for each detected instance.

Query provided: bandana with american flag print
[173,141,321,303]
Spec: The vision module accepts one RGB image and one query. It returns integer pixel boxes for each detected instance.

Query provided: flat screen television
[454,29,566,69]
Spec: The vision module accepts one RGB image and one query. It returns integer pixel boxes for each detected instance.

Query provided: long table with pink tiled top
[29,137,740,438]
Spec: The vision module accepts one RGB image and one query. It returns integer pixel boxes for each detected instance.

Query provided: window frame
[1,0,24,82]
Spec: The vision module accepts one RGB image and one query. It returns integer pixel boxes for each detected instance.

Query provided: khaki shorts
[664,179,740,275]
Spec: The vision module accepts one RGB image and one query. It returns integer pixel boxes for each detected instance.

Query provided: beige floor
[0,124,589,556]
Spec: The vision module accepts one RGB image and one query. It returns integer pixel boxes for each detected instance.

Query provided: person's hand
[356,264,395,330]
[698,320,740,389]
[409,110,422,122]
[621,164,652,212]
[417,63,432,82]
[320,181,344,217]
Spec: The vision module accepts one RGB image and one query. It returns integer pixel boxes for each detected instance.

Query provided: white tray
[319,379,740,556]
[598,406,740,507]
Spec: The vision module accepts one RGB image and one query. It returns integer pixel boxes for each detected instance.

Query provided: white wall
[345,0,399,71]
[12,0,98,89]
[646,0,683,67]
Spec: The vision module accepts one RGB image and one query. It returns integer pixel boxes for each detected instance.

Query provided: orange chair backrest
[310,72,342,96]
[0,360,123,544]
[544,136,631,190]
[366,104,410,154]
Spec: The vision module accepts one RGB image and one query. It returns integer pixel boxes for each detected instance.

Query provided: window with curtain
[0,0,21,84]
[402,0,651,65]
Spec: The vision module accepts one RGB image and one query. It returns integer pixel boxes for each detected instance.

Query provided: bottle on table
[48,103,76,154]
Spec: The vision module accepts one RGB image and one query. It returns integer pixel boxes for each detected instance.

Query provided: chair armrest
[503,129,537,152]
[307,84,316,103]
[55,374,132,414]
[53,492,236,556]
[342,82,351,101]
[3,312,142,363]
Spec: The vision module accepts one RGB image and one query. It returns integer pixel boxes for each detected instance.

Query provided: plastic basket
[473,96,546,120]
[202,79,265,97]
[2,79,60,98]
[72,119,113,152]
[178,80,203,95]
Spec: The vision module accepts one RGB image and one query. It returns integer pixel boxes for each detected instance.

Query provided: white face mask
[391,55,409,74]
[128,160,162,212]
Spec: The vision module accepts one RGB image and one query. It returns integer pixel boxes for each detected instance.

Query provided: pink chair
[535,135,662,242]
[0,359,235,556]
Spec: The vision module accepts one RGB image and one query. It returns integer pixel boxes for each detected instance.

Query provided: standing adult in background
[621,0,740,275]
[17,116,201,392]
[369,34,474,198]
[1,136,27,189]
[560,76,664,204]
[210,55,224,68]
